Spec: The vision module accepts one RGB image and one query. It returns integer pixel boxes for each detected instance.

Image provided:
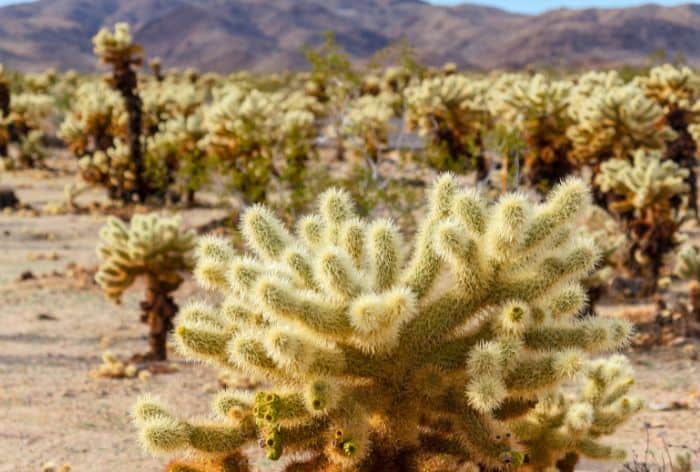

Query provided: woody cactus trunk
[0,66,9,157]
[96,214,195,360]
[132,174,639,471]
[93,23,147,202]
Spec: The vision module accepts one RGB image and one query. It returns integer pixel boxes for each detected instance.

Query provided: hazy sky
[429,0,688,14]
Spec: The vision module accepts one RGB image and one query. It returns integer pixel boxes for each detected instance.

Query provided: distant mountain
[1,0,699,72]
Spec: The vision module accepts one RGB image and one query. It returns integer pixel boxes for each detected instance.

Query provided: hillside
[0,0,699,72]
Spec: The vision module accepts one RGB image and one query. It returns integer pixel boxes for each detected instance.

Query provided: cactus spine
[96,214,195,360]
[134,175,636,471]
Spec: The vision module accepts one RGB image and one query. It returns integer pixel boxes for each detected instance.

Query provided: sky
[429,0,689,14]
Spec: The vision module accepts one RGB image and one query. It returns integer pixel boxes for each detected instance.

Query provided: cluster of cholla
[597,149,689,288]
[0,91,53,169]
[405,75,491,175]
[200,86,319,204]
[490,74,575,187]
[144,113,208,204]
[59,80,130,194]
[567,79,675,167]
[134,174,638,471]
[343,94,396,165]
[96,214,195,360]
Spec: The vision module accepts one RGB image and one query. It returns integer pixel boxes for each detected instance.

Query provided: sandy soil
[1,161,699,472]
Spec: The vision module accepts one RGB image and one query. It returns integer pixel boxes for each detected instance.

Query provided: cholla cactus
[0,92,52,169]
[0,64,9,158]
[676,245,700,282]
[342,94,395,168]
[93,23,147,201]
[491,74,575,190]
[597,149,688,289]
[568,71,624,118]
[145,113,208,205]
[513,355,642,470]
[141,78,204,135]
[567,82,675,168]
[133,175,636,470]
[640,64,700,111]
[96,214,195,360]
[675,246,700,328]
[639,64,700,214]
[581,207,627,313]
[60,79,129,195]
[201,86,319,205]
[405,75,491,177]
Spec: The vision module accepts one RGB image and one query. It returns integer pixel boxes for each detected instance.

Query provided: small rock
[0,187,18,209]
[18,270,35,281]
[37,313,58,321]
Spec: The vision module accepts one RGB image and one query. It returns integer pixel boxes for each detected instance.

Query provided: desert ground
[1,157,699,472]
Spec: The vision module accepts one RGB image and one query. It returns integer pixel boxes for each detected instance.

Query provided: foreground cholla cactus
[134,175,636,471]
[597,149,688,290]
[96,214,195,360]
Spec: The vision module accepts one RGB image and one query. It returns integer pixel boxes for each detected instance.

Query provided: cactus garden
[2,17,700,472]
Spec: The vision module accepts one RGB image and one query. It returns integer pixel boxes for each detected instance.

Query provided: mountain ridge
[1,0,699,72]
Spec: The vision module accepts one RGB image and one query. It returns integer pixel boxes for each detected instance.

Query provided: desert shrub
[95,214,195,360]
[133,175,636,471]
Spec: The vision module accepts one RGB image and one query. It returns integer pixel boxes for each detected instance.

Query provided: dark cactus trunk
[0,79,10,157]
[140,275,178,361]
[113,62,146,202]
[665,107,698,216]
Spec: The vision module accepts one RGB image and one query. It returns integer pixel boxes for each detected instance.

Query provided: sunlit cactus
[405,75,492,177]
[491,74,575,190]
[133,175,636,471]
[581,207,627,314]
[342,94,395,169]
[675,245,700,330]
[200,86,319,206]
[597,149,688,290]
[141,77,204,136]
[0,92,52,169]
[93,22,147,201]
[145,112,208,205]
[96,214,195,360]
[512,355,642,471]
[639,64,700,214]
[567,82,675,169]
